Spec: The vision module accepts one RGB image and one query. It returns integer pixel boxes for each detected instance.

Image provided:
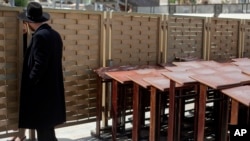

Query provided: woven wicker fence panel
[242,20,250,58]
[0,10,20,135]
[48,11,101,122]
[167,16,205,62]
[111,13,160,66]
[208,18,239,61]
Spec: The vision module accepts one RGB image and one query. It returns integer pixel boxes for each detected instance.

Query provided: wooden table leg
[197,83,207,141]
[176,89,184,141]
[219,94,230,141]
[120,85,126,132]
[95,77,102,137]
[149,86,160,141]
[104,81,111,127]
[230,99,239,125]
[112,80,118,141]
[247,103,250,125]
[193,85,199,140]
[132,83,140,141]
[168,80,176,141]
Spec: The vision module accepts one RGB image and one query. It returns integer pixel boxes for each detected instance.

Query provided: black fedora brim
[17,12,50,23]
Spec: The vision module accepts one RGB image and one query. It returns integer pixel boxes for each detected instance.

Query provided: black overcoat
[19,24,66,129]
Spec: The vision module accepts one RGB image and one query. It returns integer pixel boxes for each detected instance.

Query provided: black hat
[17,2,50,23]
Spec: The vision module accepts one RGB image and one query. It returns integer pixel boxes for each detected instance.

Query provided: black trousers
[36,127,57,141]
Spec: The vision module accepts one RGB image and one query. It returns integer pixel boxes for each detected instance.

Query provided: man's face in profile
[23,22,35,32]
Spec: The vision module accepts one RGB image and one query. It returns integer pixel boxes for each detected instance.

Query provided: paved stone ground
[2,120,214,141]
[55,121,167,141]
[2,104,216,141]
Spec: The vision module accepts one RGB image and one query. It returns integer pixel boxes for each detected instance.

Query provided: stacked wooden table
[105,66,163,140]
[95,58,250,141]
